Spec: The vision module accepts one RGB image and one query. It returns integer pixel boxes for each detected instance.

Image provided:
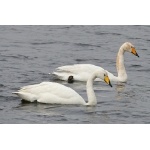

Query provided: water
[0,25,150,123]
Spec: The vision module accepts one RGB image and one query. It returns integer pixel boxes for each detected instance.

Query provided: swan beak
[131,47,139,57]
[104,75,112,87]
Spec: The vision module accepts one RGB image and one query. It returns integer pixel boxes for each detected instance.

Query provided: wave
[31,41,56,45]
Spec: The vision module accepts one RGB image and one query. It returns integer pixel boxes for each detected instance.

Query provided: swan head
[122,42,139,57]
[96,70,112,87]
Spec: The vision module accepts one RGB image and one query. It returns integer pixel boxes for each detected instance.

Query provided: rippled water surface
[0,25,150,123]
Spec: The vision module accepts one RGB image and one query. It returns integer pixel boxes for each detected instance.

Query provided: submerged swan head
[121,42,139,57]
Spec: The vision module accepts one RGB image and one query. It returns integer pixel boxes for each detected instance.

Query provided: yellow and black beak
[104,75,112,87]
[131,47,139,57]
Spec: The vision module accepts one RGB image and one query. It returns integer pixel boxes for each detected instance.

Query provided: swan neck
[116,47,127,82]
[86,73,97,106]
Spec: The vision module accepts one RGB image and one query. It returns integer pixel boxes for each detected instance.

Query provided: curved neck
[86,73,97,106]
[116,47,127,82]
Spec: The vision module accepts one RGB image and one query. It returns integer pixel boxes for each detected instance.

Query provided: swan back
[13,82,85,104]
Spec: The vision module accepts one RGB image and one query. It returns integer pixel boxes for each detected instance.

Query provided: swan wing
[56,64,103,73]
[52,64,104,81]
[13,82,85,104]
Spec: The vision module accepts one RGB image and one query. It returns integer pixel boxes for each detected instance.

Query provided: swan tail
[52,72,72,81]
[12,91,37,102]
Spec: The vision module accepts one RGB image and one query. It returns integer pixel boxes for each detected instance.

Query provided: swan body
[13,69,112,105]
[51,42,139,83]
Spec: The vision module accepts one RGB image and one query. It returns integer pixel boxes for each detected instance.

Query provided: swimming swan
[12,69,112,105]
[51,42,139,83]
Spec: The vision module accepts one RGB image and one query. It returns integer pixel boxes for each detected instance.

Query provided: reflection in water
[14,100,38,110]
[14,101,64,117]
[85,105,97,113]
[84,106,98,123]
[115,83,126,100]
[16,101,63,110]
[116,83,126,92]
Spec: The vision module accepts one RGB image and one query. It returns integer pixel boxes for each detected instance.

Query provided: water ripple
[31,41,56,45]
[95,32,122,36]
[0,25,149,124]
[75,43,101,48]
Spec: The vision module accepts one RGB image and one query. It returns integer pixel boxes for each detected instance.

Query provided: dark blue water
[0,25,150,123]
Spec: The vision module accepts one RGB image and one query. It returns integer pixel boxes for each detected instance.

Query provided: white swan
[12,69,112,106]
[51,42,139,83]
